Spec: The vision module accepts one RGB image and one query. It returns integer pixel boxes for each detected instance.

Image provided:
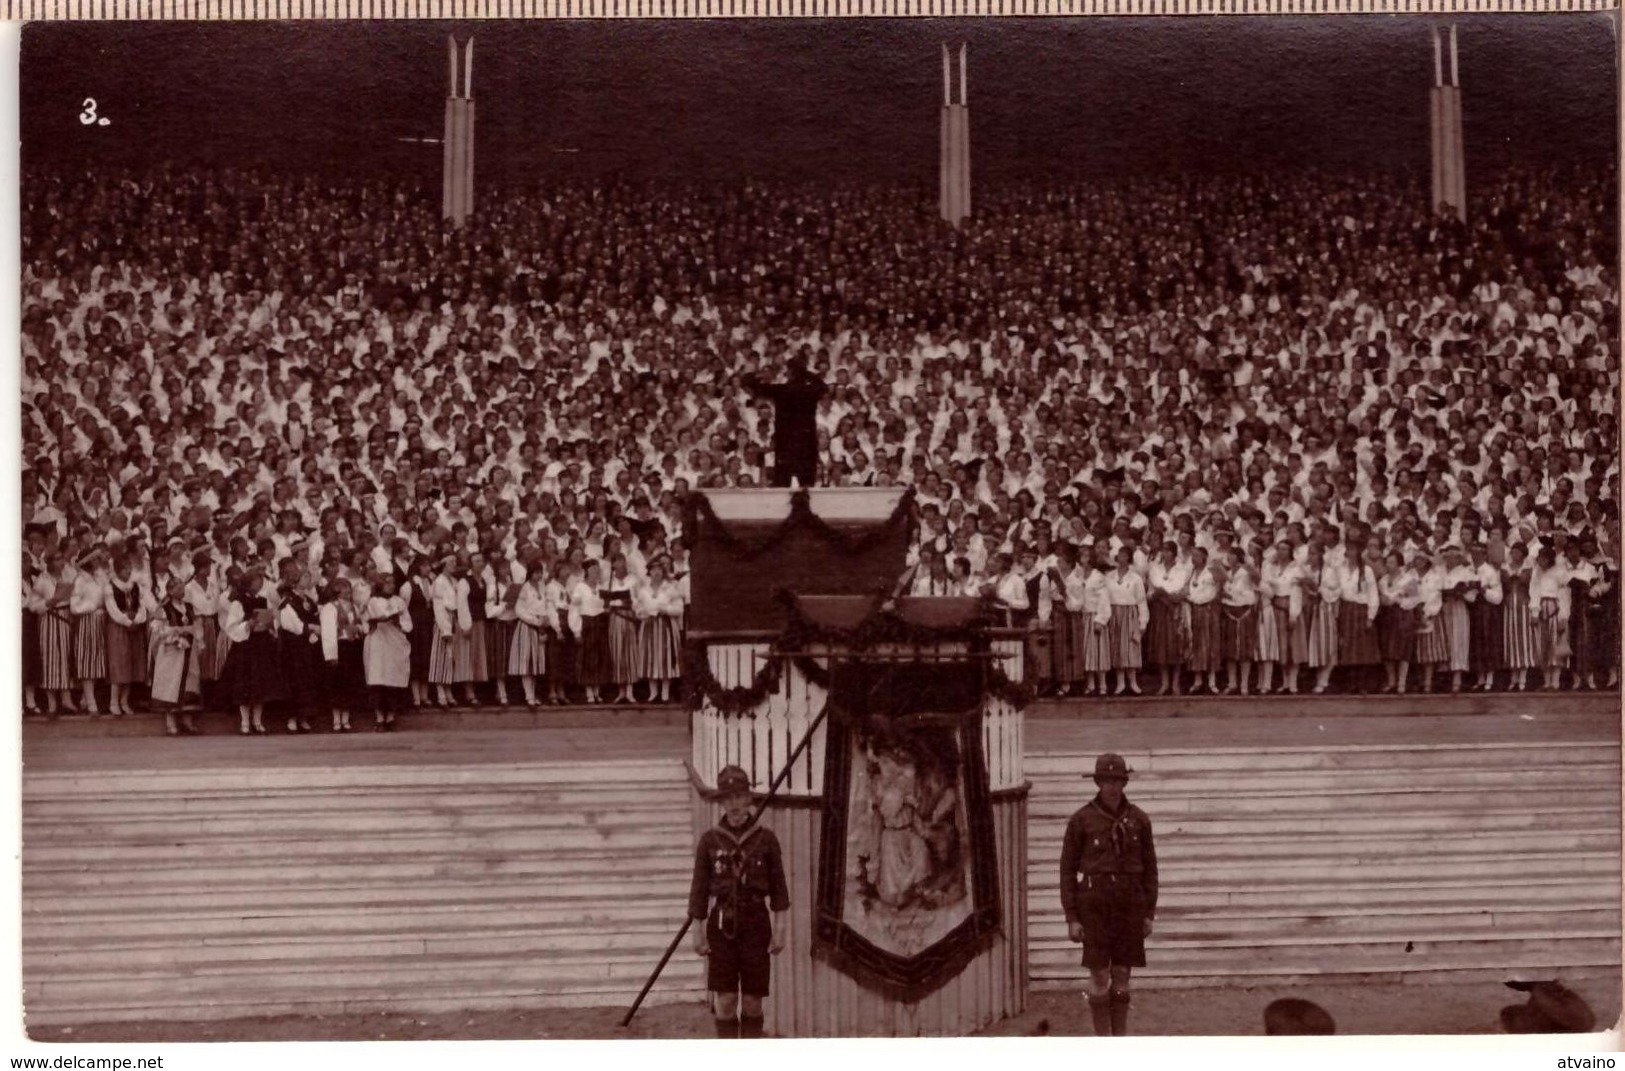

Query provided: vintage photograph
[15,15,1621,1045]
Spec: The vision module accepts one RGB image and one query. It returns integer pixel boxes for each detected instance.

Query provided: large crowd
[18,163,1620,733]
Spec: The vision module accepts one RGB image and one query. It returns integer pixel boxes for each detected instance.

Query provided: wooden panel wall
[690,790,1029,1037]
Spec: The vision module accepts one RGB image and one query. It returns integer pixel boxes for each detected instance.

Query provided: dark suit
[744,368,827,487]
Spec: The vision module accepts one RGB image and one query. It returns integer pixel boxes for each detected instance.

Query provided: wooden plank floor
[23,707,1620,775]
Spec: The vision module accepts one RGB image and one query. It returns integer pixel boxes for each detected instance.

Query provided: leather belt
[1077,872,1136,888]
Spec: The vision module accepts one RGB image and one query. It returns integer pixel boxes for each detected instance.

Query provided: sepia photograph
[12,11,1622,1049]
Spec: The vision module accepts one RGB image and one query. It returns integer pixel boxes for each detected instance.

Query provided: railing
[692,635,1026,796]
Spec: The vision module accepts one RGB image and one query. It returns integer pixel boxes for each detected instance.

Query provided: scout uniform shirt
[688,818,790,930]
[1058,794,1160,925]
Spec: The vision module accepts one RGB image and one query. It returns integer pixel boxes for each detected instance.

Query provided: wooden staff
[620,697,833,1028]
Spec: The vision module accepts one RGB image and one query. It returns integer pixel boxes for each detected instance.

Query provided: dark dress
[406,577,435,683]
[278,594,326,712]
[485,589,516,685]
[326,600,370,711]
[1144,590,1185,667]
[1567,577,1594,676]
[548,582,579,690]
[744,368,828,487]
[1468,576,1506,675]
[577,604,613,687]
[22,578,41,691]
[1583,563,1618,678]
[105,581,149,685]
[1376,602,1417,663]
[226,595,288,705]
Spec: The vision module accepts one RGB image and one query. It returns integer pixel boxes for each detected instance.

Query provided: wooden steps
[1026,739,1621,991]
[23,722,1622,1026]
[23,757,705,1026]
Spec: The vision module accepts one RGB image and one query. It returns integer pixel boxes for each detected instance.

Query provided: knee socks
[1109,988,1131,1036]
[1087,993,1112,1037]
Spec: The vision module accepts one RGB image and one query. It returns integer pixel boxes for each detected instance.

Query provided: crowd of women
[19,161,1620,732]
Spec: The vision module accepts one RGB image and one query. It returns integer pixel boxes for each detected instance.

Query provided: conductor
[743,353,828,488]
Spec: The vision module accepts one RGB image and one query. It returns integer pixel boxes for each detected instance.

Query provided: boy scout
[1059,752,1159,1037]
[688,765,790,1038]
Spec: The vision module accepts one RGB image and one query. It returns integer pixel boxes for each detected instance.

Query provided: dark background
[20,17,1620,189]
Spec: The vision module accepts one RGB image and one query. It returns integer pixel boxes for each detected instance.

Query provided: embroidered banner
[812,660,1001,1001]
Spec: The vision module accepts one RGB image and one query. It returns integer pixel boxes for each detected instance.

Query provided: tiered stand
[685,488,1029,1037]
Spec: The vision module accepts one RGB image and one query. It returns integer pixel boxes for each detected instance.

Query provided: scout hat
[1500,980,1596,1034]
[715,765,751,797]
[1263,998,1337,1035]
[1092,753,1133,782]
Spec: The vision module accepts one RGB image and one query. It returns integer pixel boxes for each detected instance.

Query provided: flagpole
[620,697,834,1028]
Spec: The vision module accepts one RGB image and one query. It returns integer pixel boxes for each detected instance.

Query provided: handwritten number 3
[80,99,110,127]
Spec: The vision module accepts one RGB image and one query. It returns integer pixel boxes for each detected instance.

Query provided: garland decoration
[684,487,917,562]
[682,640,786,717]
[684,589,1033,714]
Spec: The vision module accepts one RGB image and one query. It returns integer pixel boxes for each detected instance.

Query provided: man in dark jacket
[743,354,827,488]
[1059,752,1159,1036]
[689,765,790,1038]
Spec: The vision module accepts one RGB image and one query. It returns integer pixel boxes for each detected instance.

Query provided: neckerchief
[1091,794,1136,861]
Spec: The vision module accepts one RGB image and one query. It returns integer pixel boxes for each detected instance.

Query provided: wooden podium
[686,488,1029,1037]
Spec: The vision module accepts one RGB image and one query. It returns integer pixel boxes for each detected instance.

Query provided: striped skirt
[1376,603,1417,663]
[1051,612,1080,681]
[1416,611,1450,664]
[429,627,485,684]
[1286,597,1314,665]
[105,621,148,685]
[1256,599,1286,663]
[213,624,236,684]
[39,613,76,690]
[1306,599,1339,669]
[1187,602,1220,673]
[639,615,682,681]
[1442,598,1471,672]
[1537,599,1569,667]
[1145,595,1186,667]
[74,610,108,680]
[1220,604,1258,662]
[1502,596,1537,670]
[1108,604,1142,670]
[1468,599,1504,674]
[485,620,515,681]
[577,614,613,686]
[1054,612,1091,680]
[464,622,490,682]
[608,612,641,684]
[1337,600,1381,667]
[1082,618,1113,674]
[196,616,220,681]
[508,622,549,676]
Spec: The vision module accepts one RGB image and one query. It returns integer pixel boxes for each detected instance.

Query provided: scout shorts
[707,902,773,997]
[1078,874,1148,970]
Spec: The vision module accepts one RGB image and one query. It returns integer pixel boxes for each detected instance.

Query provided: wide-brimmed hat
[1091,753,1133,782]
[714,765,751,797]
